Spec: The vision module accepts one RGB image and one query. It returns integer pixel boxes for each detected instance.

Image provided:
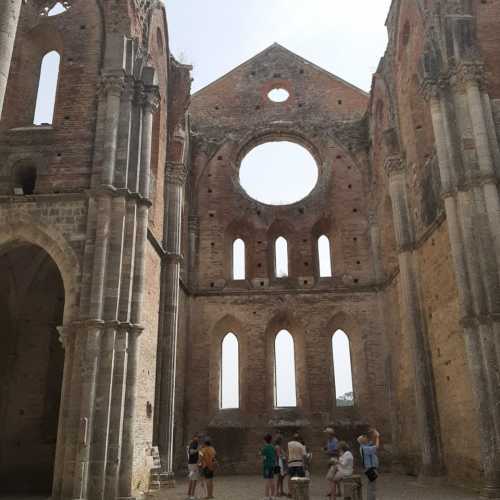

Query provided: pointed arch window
[274,330,297,407]
[332,329,354,407]
[221,333,239,409]
[34,51,61,125]
[318,235,333,277]
[275,236,289,278]
[233,239,246,280]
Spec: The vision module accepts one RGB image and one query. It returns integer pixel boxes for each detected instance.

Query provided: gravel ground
[0,474,477,500]
[160,473,478,500]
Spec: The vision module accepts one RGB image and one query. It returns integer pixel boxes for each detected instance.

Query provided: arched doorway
[0,243,65,493]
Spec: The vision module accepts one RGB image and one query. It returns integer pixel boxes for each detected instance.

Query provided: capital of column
[451,62,486,91]
[100,74,125,97]
[420,78,442,102]
[122,77,136,103]
[384,155,405,179]
[166,161,188,185]
[143,85,160,114]
[134,81,145,105]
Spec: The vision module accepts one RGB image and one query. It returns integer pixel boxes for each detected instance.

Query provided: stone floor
[160,473,478,500]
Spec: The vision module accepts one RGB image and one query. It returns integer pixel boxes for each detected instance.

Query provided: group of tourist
[186,435,217,500]
[184,426,380,500]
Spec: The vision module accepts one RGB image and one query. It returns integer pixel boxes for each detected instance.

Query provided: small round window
[268,88,290,103]
[239,141,318,206]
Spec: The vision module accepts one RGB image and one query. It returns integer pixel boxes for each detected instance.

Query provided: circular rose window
[268,88,290,103]
[239,141,319,206]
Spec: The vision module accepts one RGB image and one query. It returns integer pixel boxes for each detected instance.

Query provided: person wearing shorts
[198,437,217,499]
[261,433,277,500]
[186,434,200,500]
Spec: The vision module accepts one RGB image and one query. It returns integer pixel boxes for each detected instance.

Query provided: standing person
[358,428,380,500]
[186,434,200,500]
[326,442,354,500]
[287,433,307,478]
[274,435,288,497]
[198,437,217,499]
[261,433,277,500]
[324,427,339,458]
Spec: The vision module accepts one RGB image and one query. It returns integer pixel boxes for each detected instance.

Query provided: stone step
[149,481,161,490]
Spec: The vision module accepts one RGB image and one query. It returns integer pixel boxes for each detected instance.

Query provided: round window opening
[239,141,319,206]
[268,88,290,103]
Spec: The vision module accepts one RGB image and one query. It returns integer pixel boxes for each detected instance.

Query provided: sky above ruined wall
[165,0,393,93]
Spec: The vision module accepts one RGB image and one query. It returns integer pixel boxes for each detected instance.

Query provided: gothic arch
[324,312,362,413]
[208,315,249,414]
[0,220,81,325]
[264,311,310,411]
[225,218,256,281]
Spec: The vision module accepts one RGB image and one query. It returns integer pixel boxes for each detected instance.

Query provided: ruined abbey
[0,0,500,498]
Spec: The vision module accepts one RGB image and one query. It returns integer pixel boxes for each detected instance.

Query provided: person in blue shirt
[324,427,339,457]
[358,428,380,500]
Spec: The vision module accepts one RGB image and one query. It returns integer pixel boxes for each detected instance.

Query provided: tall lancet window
[274,330,297,407]
[318,235,333,277]
[34,51,61,125]
[275,236,289,278]
[221,333,239,409]
[332,329,354,407]
[233,239,246,280]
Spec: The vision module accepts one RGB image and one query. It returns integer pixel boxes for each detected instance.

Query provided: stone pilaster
[0,0,23,119]
[101,75,125,186]
[118,326,143,500]
[117,82,159,499]
[385,155,444,478]
[103,326,128,500]
[188,215,200,288]
[427,70,500,497]
[158,159,188,480]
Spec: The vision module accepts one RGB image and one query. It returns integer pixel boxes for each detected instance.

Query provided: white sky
[166,0,392,93]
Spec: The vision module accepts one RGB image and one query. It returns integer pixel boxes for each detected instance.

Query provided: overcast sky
[165,0,392,93]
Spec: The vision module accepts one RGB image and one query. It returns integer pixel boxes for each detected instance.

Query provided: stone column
[127,83,144,194]
[465,76,500,276]
[428,80,500,498]
[117,82,158,499]
[101,75,125,186]
[0,0,23,119]
[87,325,117,499]
[118,326,142,500]
[51,327,76,499]
[368,212,383,284]
[187,215,199,288]
[158,160,187,479]
[385,157,444,477]
[103,326,128,500]
[71,323,103,500]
